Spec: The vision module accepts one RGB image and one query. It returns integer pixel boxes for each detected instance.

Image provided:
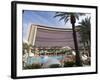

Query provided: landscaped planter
[64,61,75,67]
[49,64,61,68]
[24,63,41,69]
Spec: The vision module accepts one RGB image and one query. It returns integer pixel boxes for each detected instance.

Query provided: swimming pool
[27,56,64,65]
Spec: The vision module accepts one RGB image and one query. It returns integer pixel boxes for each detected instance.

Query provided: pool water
[27,56,64,65]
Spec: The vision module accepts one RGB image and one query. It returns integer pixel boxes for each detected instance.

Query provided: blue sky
[22,10,90,40]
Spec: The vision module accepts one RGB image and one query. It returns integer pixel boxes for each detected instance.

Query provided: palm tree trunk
[72,23,82,66]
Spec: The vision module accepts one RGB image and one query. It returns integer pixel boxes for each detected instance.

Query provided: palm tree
[78,17,91,57]
[54,12,85,66]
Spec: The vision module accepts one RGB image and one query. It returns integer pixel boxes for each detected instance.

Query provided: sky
[22,10,91,40]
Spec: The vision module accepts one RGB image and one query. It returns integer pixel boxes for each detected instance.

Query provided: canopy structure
[27,24,80,49]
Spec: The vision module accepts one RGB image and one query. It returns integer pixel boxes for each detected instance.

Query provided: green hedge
[24,64,41,69]
[49,64,61,68]
[64,61,75,67]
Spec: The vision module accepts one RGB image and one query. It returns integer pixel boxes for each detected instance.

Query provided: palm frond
[64,16,69,24]
[54,12,86,24]
[59,15,66,21]
[78,17,91,43]
[54,12,67,18]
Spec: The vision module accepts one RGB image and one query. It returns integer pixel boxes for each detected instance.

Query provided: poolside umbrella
[62,46,72,50]
[39,50,45,55]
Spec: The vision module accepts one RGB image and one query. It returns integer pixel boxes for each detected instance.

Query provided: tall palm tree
[54,12,85,66]
[78,17,91,57]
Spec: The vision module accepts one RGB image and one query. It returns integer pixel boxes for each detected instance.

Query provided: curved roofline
[31,24,74,32]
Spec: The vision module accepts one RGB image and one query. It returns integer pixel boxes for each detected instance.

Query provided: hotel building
[27,24,80,49]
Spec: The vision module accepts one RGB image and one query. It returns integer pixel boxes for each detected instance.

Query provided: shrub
[49,64,61,68]
[64,61,75,67]
[24,64,41,69]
